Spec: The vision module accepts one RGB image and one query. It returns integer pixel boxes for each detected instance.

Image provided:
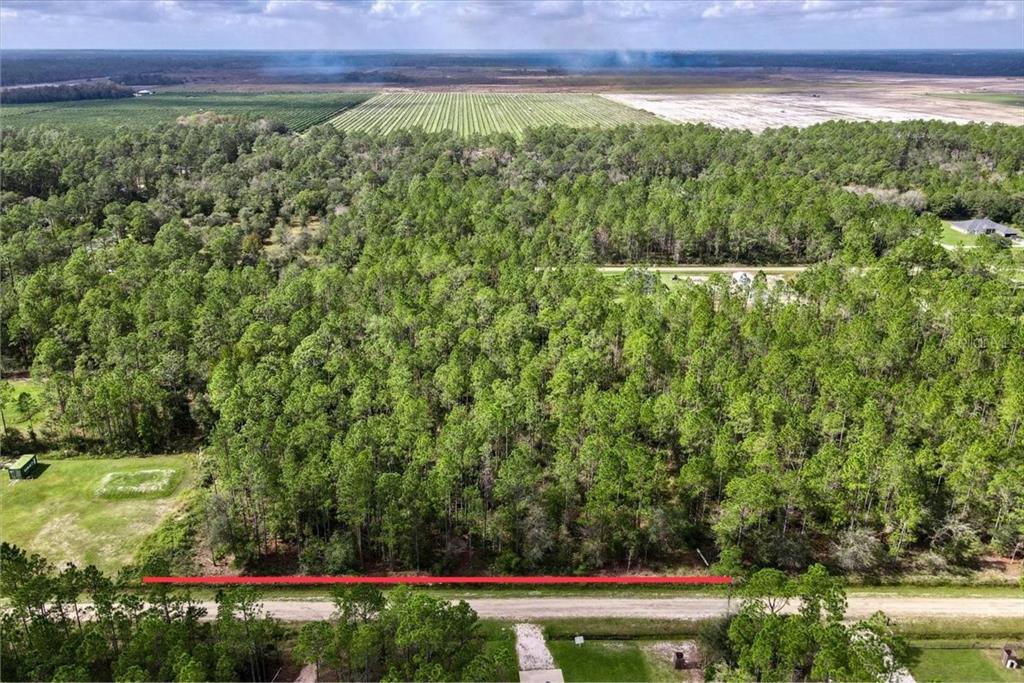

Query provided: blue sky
[1,0,1022,50]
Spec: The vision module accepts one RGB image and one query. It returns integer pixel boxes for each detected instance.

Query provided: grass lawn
[1,378,47,432]
[911,645,1024,683]
[0,454,194,574]
[941,223,982,248]
[550,640,692,682]
[550,641,655,682]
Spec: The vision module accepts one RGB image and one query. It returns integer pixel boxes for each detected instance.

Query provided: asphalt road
[200,596,1024,621]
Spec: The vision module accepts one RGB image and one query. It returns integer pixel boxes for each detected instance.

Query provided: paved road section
[198,596,1024,621]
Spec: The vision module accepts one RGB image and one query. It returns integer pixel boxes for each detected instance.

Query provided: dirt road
[208,596,1024,622]
[595,265,809,274]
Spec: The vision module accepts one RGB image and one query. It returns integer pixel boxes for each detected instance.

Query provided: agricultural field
[0,92,372,136]
[0,454,194,573]
[931,92,1024,109]
[329,92,659,136]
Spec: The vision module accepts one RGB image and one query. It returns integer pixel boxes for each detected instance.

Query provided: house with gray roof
[950,218,1020,239]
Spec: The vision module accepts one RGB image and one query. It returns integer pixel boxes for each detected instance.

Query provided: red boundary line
[143,575,732,585]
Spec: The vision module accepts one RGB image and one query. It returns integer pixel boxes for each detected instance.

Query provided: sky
[1,0,1022,51]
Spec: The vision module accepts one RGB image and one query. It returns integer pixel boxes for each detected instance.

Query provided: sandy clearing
[606,84,1023,132]
[187,596,1024,622]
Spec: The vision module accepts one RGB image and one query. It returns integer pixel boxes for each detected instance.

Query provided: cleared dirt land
[606,75,1023,131]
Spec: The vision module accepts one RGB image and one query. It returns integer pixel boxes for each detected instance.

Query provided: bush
[697,615,735,673]
[298,533,354,574]
[931,518,984,568]
[833,527,885,574]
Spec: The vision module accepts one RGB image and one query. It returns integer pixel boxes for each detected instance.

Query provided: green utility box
[7,454,38,480]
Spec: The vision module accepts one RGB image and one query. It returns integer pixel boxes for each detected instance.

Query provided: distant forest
[1,80,135,105]
[2,49,1022,86]
[1,119,1022,576]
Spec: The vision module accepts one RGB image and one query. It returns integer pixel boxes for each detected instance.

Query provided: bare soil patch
[607,76,1022,131]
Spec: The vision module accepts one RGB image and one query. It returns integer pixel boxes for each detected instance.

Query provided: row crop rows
[329,92,658,136]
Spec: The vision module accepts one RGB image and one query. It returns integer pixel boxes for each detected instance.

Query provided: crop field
[329,92,659,136]
[0,454,194,573]
[931,92,1024,109]
[0,92,372,136]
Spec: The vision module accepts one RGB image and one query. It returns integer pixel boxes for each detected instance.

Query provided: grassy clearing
[550,641,655,682]
[910,643,1024,683]
[329,92,658,136]
[0,92,372,136]
[848,584,1022,598]
[170,582,1022,602]
[542,618,703,640]
[0,454,194,574]
[896,617,1024,640]
[95,468,183,499]
[931,92,1024,109]
[1,378,47,432]
[941,223,982,247]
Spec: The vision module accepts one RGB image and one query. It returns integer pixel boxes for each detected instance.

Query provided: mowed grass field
[932,92,1024,109]
[0,455,194,574]
[329,92,659,136]
[0,92,372,136]
[910,644,1024,682]
[549,640,686,682]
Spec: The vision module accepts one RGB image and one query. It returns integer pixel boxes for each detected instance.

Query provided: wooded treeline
[1,120,1022,574]
[0,543,510,682]
[1,80,136,105]
[0,543,282,682]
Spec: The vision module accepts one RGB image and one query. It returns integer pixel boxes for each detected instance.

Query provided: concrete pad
[519,669,564,683]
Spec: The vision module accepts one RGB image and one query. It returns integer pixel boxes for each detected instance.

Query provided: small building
[950,218,1019,239]
[7,454,38,480]
[1003,646,1020,669]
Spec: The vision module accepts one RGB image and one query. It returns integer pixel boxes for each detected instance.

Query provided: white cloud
[1,0,1021,49]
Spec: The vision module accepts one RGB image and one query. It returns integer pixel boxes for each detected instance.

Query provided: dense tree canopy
[1,120,1022,575]
[0,543,508,683]
[699,564,909,681]
[0,543,282,682]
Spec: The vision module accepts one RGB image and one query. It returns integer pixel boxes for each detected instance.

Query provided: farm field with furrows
[0,92,372,135]
[329,91,659,135]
